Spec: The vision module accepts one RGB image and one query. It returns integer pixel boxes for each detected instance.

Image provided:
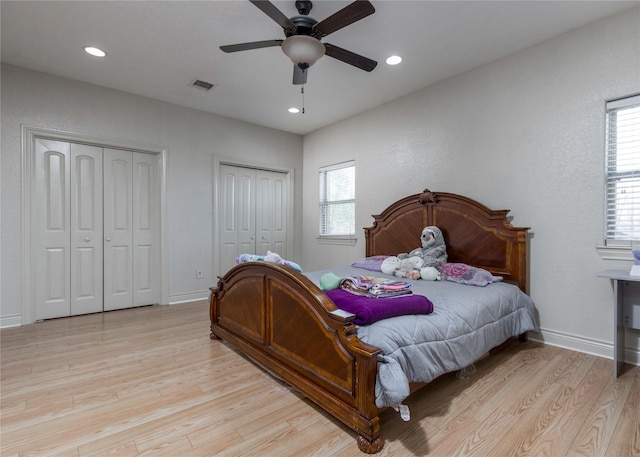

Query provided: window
[319,161,355,237]
[605,94,640,245]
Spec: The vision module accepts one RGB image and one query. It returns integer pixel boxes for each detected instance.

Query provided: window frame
[318,160,356,243]
[604,94,640,244]
[599,93,640,260]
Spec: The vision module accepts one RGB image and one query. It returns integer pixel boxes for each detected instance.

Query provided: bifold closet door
[34,140,104,320]
[103,149,159,311]
[218,165,289,274]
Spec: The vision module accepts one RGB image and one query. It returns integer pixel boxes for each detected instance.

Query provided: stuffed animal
[236,251,303,272]
[319,272,343,290]
[396,256,424,280]
[381,255,424,280]
[398,226,447,268]
[399,256,423,271]
[420,266,441,281]
[381,256,401,275]
[264,251,282,263]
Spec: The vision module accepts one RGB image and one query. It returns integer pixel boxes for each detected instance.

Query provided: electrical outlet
[196,269,204,279]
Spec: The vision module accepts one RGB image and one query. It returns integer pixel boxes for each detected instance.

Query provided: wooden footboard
[209,262,385,453]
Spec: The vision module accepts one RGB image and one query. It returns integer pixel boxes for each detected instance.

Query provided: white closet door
[33,141,159,319]
[70,144,103,315]
[132,153,160,306]
[104,149,160,310]
[219,165,256,273]
[34,139,71,319]
[103,148,134,311]
[256,170,288,258]
[218,165,289,274]
[34,141,103,319]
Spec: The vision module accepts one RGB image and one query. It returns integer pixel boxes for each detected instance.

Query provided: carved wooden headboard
[364,189,530,292]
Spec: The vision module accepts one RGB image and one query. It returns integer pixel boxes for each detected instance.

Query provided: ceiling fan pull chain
[301,86,305,114]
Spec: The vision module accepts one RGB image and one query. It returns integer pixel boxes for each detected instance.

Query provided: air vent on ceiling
[191,79,215,91]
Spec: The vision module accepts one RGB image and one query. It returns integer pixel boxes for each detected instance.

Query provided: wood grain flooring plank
[604,367,640,457]
[565,362,635,457]
[2,302,638,457]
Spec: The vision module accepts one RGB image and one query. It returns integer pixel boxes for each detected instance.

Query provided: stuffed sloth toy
[398,226,448,268]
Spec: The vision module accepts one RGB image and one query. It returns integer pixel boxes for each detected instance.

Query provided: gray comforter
[305,266,539,409]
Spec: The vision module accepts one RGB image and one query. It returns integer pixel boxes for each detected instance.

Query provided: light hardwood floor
[1,301,638,456]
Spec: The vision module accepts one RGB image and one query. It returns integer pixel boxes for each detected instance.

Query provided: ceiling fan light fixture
[281,35,325,68]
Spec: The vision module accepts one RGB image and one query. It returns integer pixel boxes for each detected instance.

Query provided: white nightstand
[598,270,640,377]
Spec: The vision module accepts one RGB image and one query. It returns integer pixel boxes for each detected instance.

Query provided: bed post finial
[419,188,437,204]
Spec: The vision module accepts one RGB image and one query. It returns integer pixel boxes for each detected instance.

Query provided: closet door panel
[271,172,287,257]
[238,169,256,251]
[104,148,134,311]
[219,165,239,274]
[70,144,103,315]
[256,173,272,255]
[256,170,288,258]
[34,139,71,319]
[132,153,160,306]
[219,165,256,274]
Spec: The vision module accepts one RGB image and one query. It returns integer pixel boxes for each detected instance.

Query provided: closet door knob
[106,237,111,242]
[84,237,91,242]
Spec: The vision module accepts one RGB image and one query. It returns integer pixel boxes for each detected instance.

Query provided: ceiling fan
[220,0,377,85]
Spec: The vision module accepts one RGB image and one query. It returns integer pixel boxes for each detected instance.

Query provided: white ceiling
[2,0,638,135]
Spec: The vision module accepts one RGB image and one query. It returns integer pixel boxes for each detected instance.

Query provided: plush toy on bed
[420,266,441,281]
[235,251,303,272]
[381,255,441,280]
[398,226,448,268]
[264,251,282,263]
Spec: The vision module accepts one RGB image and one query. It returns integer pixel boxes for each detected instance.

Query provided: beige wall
[0,63,303,322]
[302,8,640,359]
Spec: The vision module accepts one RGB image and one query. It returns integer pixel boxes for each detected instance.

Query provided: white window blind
[319,161,355,237]
[605,94,640,245]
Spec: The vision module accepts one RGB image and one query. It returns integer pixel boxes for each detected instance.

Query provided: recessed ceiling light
[288,107,300,114]
[386,55,402,66]
[84,46,106,57]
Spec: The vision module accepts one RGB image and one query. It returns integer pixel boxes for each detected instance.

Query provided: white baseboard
[530,327,640,366]
[168,290,210,305]
[0,315,23,328]
[0,293,210,328]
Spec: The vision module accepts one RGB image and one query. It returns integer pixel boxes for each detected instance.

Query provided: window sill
[316,236,357,246]
[596,245,634,261]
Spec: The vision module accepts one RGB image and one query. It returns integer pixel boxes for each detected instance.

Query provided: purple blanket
[325,288,434,325]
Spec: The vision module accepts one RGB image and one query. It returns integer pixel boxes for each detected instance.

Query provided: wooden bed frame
[209,189,529,453]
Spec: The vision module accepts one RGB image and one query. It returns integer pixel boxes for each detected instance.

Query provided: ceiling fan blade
[313,0,375,38]
[324,43,377,72]
[249,0,297,33]
[220,39,283,53]
[293,65,307,85]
